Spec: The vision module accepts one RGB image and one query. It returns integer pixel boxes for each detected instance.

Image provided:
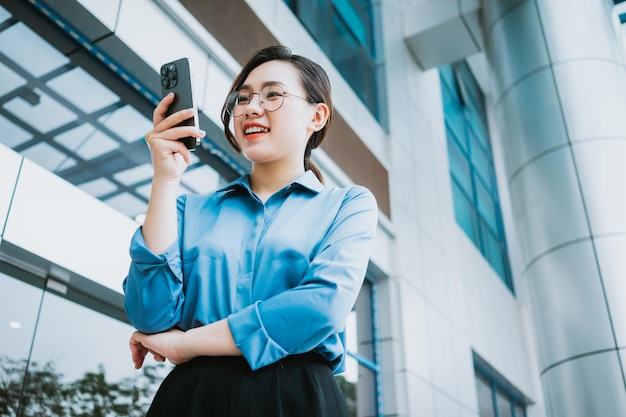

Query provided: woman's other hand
[129,328,190,369]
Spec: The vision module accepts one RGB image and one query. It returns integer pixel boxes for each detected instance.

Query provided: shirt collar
[215,170,325,196]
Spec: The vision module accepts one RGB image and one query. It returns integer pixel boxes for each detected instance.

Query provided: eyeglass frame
[225,83,316,117]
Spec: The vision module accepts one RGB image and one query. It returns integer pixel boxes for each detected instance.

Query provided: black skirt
[146,353,349,417]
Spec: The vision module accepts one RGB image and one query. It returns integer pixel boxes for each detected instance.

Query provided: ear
[308,103,330,132]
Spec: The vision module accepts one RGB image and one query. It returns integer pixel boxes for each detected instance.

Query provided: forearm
[182,318,242,358]
[142,178,180,254]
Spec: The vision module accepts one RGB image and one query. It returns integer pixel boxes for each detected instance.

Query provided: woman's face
[232,60,321,168]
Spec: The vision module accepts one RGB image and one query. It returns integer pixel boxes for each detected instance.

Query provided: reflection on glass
[476,373,495,417]
[4,88,78,134]
[25,287,170,416]
[47,67,120,113]
[0,22,69,77]
[496,388,513,417]
[0,60,26,97]
[98,105,152,143]
[0,114,32,148]
[0,271,43,359]
[55,123,120,160]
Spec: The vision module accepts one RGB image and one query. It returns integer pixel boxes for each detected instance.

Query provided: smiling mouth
[244,126,269,135]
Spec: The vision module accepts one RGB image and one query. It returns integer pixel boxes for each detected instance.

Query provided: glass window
[284,0,384,125]
[476,374,495,417]
[338,278,382,417]
[452,180,480,246]
[0,265,170,416]
[440,61,514,292]
[475,179,498,234]
[447,131,472,195]
[0,268,44,416]
[475,356,528,417]
[442,86,467,151]
[496,388,514,417]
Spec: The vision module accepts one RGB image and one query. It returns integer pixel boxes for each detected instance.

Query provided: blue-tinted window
[284,0,385,125]
[440,62,514,292]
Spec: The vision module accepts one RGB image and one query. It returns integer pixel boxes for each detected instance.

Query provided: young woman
[123,45,378,417]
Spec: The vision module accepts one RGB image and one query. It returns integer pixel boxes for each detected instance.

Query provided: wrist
[151,175,181,188]
[179,329,197,361]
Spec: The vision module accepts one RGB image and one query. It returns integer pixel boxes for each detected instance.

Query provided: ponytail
[304,149,324,185]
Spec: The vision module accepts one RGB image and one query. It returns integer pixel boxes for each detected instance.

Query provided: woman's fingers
[153,92,175,125]
[130,331,148,369]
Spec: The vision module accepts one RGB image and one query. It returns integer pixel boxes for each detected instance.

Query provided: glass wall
[283,0,385,125]
[440,62,514,291]
[0,264,170,416]
[0,2,237,222]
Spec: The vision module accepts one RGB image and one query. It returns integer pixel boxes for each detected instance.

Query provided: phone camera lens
[160,66,168,77]
[161,77,170,88]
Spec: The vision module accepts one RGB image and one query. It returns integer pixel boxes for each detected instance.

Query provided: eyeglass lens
[227,85,285,117]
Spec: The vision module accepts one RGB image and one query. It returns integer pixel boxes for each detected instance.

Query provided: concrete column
[483,0,626,415]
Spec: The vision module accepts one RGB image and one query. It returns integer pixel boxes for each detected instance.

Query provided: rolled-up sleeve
[122,197,187,333]
[228,186,378,370]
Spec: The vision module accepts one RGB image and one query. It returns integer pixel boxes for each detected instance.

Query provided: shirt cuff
[228,302,288,370]
[129,226,182,280]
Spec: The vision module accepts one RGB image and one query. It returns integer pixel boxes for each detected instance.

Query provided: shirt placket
[234,199,266,311]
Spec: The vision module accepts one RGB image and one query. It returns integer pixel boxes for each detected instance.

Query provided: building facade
[0,0,625,416]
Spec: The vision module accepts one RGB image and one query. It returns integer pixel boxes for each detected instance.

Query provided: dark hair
[220,45,333,184]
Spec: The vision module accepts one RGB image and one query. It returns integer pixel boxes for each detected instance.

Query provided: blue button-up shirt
[123,170,378,373]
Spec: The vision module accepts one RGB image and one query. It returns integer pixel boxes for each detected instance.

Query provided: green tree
[335,374,357,417]
[0,355,166,417]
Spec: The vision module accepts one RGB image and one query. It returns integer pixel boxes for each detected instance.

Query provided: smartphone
[160,58,199,150]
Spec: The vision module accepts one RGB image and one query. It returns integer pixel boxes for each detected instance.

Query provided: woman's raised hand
[145,92,205,182]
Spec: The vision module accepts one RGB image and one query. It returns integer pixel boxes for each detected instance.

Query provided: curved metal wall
[483,0,626,415]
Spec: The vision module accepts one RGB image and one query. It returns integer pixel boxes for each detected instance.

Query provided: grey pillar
[483,0,626,415]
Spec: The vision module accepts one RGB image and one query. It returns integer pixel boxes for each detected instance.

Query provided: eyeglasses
[225,84,313,117]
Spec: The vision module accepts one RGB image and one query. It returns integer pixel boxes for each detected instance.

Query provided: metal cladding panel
[495,67,568,178]
[573,139,626,236]
[481,0,527,30]
[486,1,549,100]
[508,147,589,265]
[537,0,624,63]
[542,351,626,417]
[595,235,626,347]
[525,240,615,369]
[554,60,626,141]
